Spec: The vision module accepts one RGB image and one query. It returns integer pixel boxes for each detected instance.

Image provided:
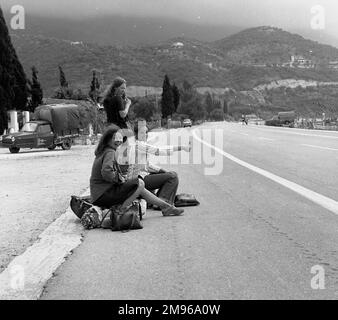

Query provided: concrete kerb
[0,189,89,300]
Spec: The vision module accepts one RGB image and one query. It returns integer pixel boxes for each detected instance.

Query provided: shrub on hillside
[209,109,224,121]
[130,96,158,122]
[178,80,207,121]
[52,87,88,100]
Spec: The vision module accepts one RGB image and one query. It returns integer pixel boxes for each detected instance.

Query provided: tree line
[129,74,230,123]
[158,75,229,122]
[1,6,230,135]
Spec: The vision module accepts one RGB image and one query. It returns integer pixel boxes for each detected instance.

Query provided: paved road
[39,123,338,299]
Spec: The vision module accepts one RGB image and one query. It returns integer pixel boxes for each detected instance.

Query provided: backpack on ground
[110,201,143,232]
[70,195,144,231]
[174,193,200,207]
[70,195,92,219]
[80,206,110,230]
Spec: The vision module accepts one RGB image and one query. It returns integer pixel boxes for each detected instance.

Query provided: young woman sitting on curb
[90,125,184,216]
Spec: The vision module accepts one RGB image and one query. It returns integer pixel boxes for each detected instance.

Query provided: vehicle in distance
[183,119,192,127]
[0,104,81,153]
[265,111,296,127]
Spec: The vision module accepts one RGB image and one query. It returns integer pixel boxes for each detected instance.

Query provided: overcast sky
[2,0,338,36]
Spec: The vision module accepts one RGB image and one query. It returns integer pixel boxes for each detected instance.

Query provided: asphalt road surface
[18,123,338,299]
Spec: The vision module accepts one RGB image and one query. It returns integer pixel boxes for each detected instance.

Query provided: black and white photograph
[1,0,338,304]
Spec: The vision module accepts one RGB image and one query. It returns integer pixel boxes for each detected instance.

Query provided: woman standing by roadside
[103,77,133,135]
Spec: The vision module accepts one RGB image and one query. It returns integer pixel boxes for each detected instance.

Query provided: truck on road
[265,111,296,127]
[0,104,81,153]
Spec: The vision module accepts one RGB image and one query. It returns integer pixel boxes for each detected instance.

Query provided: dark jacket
[103,95,129,129]
[90,147,122,203]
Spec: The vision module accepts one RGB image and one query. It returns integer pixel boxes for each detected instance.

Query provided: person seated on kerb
[90,125,184,216]
[115,121,191,207]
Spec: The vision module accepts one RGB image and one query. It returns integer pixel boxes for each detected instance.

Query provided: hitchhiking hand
[185,141,192,152]
[182,144,191,152]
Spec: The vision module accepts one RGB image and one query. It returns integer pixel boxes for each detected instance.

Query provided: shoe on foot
[162,205,184,216]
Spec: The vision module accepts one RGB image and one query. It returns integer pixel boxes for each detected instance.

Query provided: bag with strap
[70,195,93,219]
[80,206,111,230]
[174,193,200,207]
[110,201,143,232]
[71,195,144,231]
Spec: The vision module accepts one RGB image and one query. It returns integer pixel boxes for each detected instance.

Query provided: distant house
[70,41,83,46]
[290,55,314,68]
[328,61,338,69]
[172,42,184,49]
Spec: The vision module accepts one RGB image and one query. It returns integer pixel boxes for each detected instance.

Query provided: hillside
[6,13,242,46]
[10,33,234,95]
[221,84,338,119]
[214,26,338,65]
[8,26,338,119]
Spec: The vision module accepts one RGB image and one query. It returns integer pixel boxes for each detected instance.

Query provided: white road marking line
[239,133,249,136]
[301,144,338,152]
[193,129,338,216]
[0,189,88,300]
[241,125,338,140]
[258,137,275,141]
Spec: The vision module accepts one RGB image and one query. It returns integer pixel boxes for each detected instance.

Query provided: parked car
[183,119,192,127]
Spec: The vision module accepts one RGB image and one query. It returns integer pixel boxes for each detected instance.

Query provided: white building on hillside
[172,42,184,49]
[290,55,314,68]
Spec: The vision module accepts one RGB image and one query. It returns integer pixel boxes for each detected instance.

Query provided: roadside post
[8,110,19,132]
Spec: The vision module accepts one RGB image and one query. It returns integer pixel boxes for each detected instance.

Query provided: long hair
[102,76,126,102]
[95,125,120,157]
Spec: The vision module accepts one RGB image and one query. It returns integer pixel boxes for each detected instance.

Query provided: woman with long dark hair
[90,125,184,216]
[103,77,131,130]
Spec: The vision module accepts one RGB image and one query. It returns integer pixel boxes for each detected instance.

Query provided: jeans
[143,171,179,205]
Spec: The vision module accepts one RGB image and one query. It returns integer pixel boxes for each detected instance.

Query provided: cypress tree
[161,75,174,119]
[172,82,180,113]
[213,99,222,109]
[224,99,229,114]
[54,65,73,99]
[28,66,43,111]
[205,92,213,115]
[89,70,100,103]
[58,65,68,88]
[0,86,8,134]
[0,6,28,133]
[178,80,206,121]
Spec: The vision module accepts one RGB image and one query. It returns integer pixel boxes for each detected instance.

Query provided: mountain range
[6,13,244,46]
[6,13,338,47]
[8,21,338,99]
